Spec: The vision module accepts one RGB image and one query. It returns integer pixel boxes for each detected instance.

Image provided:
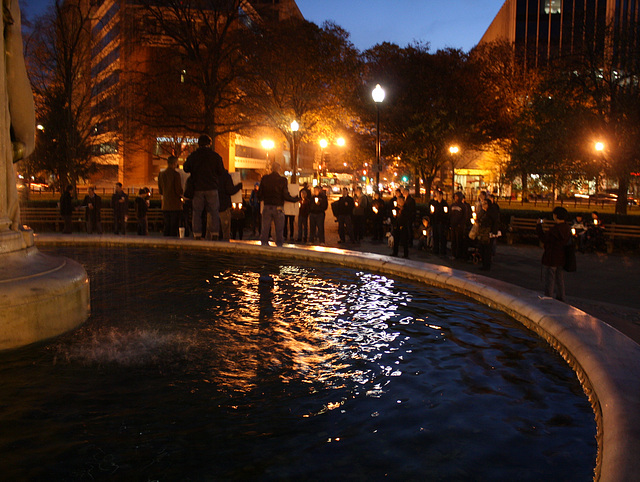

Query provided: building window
[545,0,561,14]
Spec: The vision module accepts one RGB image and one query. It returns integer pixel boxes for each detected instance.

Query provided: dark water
[0,246,596,481]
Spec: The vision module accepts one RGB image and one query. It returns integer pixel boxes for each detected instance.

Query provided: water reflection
[16,246,597,481]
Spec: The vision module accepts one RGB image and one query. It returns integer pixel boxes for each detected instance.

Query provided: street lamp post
[318,138,328,180]
[594,141,605,196]
[449,145,459,199]
[261,139,274,168]
[290,120,299,183]
[372,84,385,190]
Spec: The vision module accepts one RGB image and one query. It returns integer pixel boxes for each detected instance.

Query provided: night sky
[22,0,506,53]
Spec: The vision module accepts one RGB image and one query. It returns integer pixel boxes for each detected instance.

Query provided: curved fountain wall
[35,235,640,482]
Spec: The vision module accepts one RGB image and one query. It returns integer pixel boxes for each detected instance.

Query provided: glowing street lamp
[261,139,275,165]
[372,84,385,189]
[593,141,607,195]
[290,120,300,182]
[317,138,328,179]
[449,145,459,198]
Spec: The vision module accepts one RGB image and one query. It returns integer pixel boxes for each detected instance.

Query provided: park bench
[507,215,640,252]
[505,216,548,244]
[20,207,164,234]
[605,223,640,252]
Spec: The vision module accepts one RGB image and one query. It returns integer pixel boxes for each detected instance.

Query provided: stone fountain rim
[35,234,640,482]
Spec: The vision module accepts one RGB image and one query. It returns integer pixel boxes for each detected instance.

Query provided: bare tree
[24,1,100,190]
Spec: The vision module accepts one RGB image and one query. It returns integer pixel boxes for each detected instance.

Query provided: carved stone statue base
[0,229,89,350]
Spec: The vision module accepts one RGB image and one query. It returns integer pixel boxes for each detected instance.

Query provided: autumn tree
[561,22,640,214]
[468,40,541,199]
[242,19,361,183]
[361,43,484,199]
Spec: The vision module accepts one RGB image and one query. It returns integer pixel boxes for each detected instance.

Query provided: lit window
[545,0,561,14]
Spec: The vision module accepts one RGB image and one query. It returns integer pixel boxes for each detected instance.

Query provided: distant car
[590,193,617,204]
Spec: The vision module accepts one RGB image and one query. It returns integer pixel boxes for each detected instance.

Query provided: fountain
[0,0,89,350]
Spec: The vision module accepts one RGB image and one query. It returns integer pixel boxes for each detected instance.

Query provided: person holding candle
[309,185,328,245]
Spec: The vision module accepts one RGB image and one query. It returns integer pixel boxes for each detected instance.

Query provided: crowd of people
[56,134,606,289]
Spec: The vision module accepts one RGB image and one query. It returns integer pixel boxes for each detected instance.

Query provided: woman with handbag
[536,206,572,301]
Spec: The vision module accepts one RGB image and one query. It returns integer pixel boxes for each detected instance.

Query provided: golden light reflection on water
[188,266,409,394]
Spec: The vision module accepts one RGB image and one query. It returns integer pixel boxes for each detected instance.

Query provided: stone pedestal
[0,229,89,350]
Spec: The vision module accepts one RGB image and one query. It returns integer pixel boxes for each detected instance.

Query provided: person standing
[249,182,261,237]
[283,183,299,242]
[60,185,75,234]
[536,206,571,301]
[429,189,449,256]
[216,169,242,240]
[401,186,417,247]
[183,134,226,240]
[309,185,328,245]
[335,187,356,244]
[258,162,298,247]
[352,186,369,243]
[82,186,102,234]
[391,195,411,258]
[135,187,150,235]
[450,191,471,260]
[158,155,183,237]
[476,198,500,270]
[230,198,246,240]
[111,182,128,235]
[296,189,311,243]
[371,191,385,242]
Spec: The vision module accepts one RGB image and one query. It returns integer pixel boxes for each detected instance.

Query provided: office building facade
[89,0,310,188]
[480,0,640,68]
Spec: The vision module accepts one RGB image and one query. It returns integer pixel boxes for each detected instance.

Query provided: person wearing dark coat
[477,198,500,270]
[296,189,311,243]
[401,187,417,247]
[183,134,226,239]
[450,191,472,260]
[334,187,356,244]
[135,187,150,235]
[429,190,449,256]
[536,206,572,301]
[371,191,386,242]
[309,185,328,245]
[215,170,242,240]
[258,162,298,247]
[60,185,75,234]
[158,155,183,237]
[391,195,411,258]
[111,182,128,235]
[82,186,102,234]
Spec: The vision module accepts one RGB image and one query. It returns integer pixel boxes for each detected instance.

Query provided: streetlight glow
[372,84,385,189]
[372,84,385,103]
[290,120,299,132]
[336,137,345,147]
[449,145,459,154]
[319,139,328,149]
[261,139,274,150]
[595,141,604,152]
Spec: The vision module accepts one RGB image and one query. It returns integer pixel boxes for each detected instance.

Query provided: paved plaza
[315,213,640,346]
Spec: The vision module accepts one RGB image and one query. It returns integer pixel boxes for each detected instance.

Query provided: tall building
[480,0,640,68]
[89,0,310,188]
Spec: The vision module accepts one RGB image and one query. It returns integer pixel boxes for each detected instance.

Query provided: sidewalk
[317,212,640,346]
